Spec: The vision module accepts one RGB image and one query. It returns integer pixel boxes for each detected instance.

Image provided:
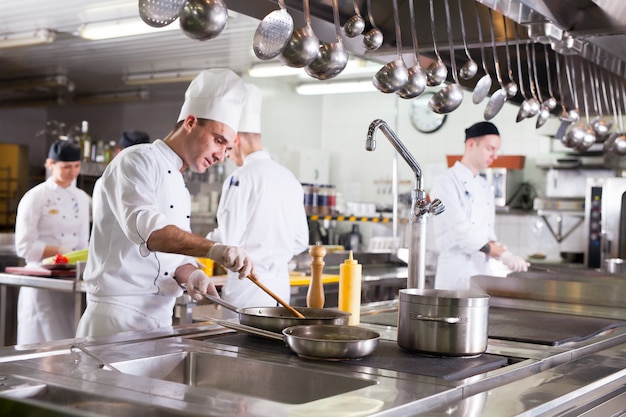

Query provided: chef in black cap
[14,139,91,344]
[429,122,529,291]
[115,130,151,156]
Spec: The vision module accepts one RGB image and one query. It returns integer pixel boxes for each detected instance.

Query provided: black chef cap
[48,140,81,162]
[465,122,500,141]
[120,130,150,149]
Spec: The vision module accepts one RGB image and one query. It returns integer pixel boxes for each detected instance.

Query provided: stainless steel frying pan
[205,294,350,333]
[213,320,380,361]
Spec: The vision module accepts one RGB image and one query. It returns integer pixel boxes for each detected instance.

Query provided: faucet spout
[366,119,423,190]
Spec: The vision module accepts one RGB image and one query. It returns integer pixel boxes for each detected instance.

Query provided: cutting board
[4,266,77,277]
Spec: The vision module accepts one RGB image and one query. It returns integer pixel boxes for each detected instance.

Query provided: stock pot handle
[414,314,461,324]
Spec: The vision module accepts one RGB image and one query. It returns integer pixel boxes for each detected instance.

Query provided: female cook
[14,139,90,344]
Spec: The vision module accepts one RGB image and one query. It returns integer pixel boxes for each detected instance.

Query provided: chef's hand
[207,244,255,279]
[499,251,530,272]
[186,269,219,302]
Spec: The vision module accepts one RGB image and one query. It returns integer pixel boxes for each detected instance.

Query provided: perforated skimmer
[139,0,186,28]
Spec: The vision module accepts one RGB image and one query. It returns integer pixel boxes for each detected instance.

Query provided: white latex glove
[499,251,530,272]
[186,269,219,301]
[206,244,255,279]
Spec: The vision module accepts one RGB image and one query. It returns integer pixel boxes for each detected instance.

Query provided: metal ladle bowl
[459,60,478,80]
[426,61,448,87]
[398,66,427,99]
[179,0,229,41]
[343,0,365,38]
[516,97,540,122]
[574,126,598,152]
[563,122,587,148]
[429,83,464,114]
[591,118,613,142]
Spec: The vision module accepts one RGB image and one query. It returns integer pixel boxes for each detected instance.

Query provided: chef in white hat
[207,84,309,317]
[77,68,258,338]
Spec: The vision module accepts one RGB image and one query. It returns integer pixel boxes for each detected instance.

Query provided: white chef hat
[177,68,248,132]
[238,84,262,134]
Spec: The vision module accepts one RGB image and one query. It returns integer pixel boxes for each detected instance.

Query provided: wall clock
[410,92,447,133]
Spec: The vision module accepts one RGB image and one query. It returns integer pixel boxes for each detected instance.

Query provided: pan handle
[414,314,461,324]
[208,318,285,342]
[204,294,239,313]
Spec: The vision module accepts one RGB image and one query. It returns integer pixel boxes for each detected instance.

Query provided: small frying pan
[213,320,380,361]
[205,294,350,333]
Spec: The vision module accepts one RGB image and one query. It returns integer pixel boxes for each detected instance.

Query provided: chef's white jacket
[14,176,90,344]
[76,140,195,337]
[429,161,497,290]
[208,150,309,315]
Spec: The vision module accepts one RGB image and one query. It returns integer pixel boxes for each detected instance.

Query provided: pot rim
[399,288,490,307]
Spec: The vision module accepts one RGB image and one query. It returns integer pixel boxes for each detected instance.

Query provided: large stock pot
[397,288,490,357]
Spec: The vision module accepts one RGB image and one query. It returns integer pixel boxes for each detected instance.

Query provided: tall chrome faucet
[366,119,445,289]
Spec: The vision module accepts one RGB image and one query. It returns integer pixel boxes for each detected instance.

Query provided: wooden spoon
[247,275,305,318]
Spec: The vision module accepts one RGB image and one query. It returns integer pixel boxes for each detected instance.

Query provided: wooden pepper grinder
[307,244,327,308]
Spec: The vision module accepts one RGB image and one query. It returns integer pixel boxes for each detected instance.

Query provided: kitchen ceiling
[0,0,624,110]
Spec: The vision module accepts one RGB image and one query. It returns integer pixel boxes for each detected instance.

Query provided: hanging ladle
[501,17,518,98]
[517,42,541,121]
[563,57,586,149]
[514,24,533,122]
[305,0,348,80]
[484,8,508,120]
[425,0,448,87]
[607,74,626,155]
[536,44,558,128]
[554,53,579,139]
[428,0,464,114]
[343,0,365,38]
[373,0,408,93]
[472,1,492,104]
[362,0,383,51]
[589,64,613,141]
[573,59,597,152]
[280,0,319,68]
[398,0,427,98]
[457,0,478,80]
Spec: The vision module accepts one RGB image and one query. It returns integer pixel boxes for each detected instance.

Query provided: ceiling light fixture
[0,75,70,91]
[78,16,178,40]
[248,58,381,79]
[123,69,201,85]
[0,29,56,49]
[295,79,377,95]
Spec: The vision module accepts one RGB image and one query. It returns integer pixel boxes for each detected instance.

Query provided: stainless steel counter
[0,271,623,416]
[0,271,85,346]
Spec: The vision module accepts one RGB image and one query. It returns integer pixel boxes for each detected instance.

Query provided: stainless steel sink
[0,375,190,417]
[111,351,377,404]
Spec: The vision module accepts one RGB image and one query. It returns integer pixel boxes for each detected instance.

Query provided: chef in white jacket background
[76,69,258,338]
[208,84,309,316]
[14,140,90,344]
[429,121,529,291]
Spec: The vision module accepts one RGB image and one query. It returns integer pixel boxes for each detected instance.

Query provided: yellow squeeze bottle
[339,250,362,325]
